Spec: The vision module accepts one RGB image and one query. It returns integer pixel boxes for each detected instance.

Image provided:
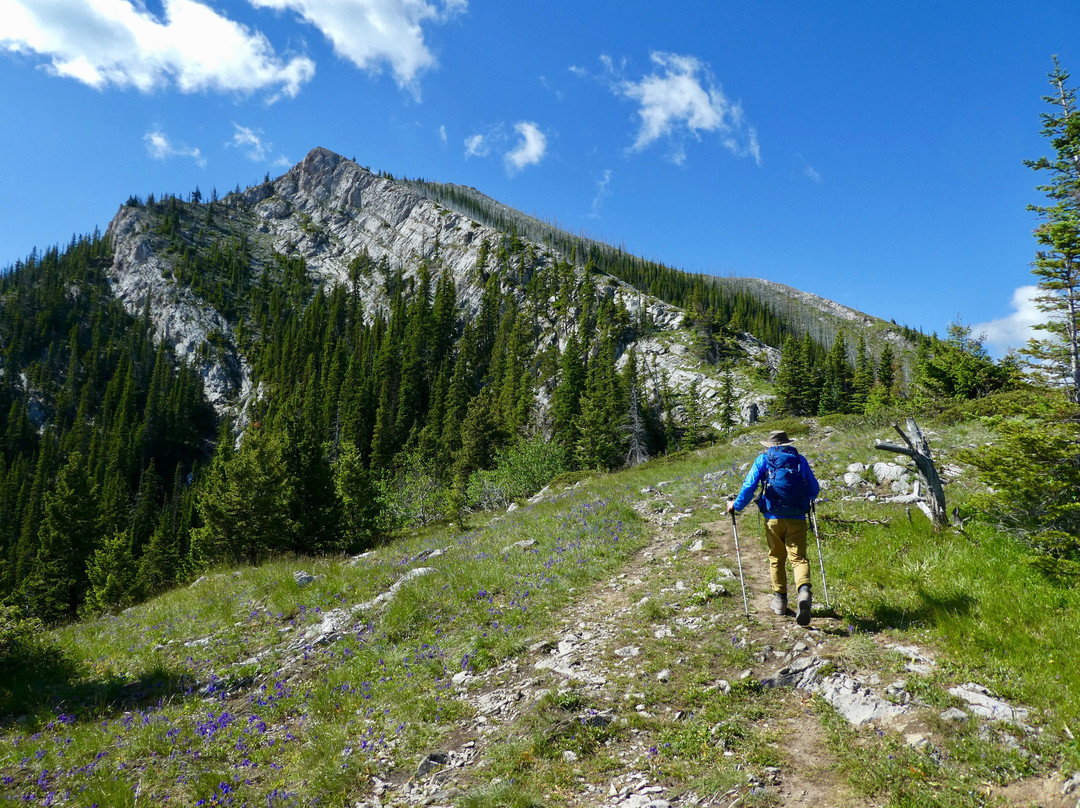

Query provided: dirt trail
[388,498,858,808]
[378,493,1069,808]
[701,514,853,808]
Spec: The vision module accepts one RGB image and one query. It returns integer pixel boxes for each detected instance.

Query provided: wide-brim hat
[761,430,794,448]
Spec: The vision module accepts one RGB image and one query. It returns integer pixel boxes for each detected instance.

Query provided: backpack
[757,446,811,517]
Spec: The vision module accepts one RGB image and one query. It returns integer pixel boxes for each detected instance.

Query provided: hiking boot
[770,592,787,615]
[796,585,812,626]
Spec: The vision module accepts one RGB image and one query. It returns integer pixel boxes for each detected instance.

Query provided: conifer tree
[84,529,137,615]
[282,377,343,555]
[550,331,587,454]
[621,348,650,467]
[818,334,853,414]
[774,336,804,415]
[12,437,56,589]
[852,336,874,413]
[1024,57,1080,401]
[370,302,405,471]
[24,451,101,620]
[719,366,738,428]
[130,461,163,557]
[574,336,624,470]
[865,344,897,415]
[680,379,706,450]
[395,267,432,442]
[800,333,823,415]
[333,443,380,551]
[440,335,473,469]
[191,426,295,566]
[454,389,506,487]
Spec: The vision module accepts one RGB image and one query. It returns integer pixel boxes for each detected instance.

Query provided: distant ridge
[404,172,919,369]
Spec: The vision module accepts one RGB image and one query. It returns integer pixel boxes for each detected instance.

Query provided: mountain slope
[712,276,920,370]
[105,148,723,418]
[0,146,953,623]
[402,173,920,369]
[1,419,1074,807]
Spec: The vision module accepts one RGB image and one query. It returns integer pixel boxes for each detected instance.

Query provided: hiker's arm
[801,455,820,500]
[731,455,765,513]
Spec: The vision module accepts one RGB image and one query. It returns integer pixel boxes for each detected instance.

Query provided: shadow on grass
[844,586,975,635]
[0,647,193,728]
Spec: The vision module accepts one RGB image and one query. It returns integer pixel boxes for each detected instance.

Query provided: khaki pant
[765,518,811,595]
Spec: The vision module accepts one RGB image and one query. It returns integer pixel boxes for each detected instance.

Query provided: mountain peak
[296,146,350,176]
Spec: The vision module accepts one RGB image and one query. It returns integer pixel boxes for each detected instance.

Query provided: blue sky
[2,1,1078,356]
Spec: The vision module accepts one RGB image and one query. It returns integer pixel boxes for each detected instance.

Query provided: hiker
[727,429,820,626]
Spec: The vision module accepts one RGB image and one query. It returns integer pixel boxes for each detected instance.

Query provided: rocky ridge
[104,147,771,424]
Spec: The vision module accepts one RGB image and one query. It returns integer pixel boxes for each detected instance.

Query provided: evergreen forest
[0,155,1040,626]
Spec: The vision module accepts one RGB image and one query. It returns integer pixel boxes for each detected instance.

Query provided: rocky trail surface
[355,485,1074,808]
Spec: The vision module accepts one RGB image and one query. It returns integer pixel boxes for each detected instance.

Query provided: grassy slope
[1,415,1078,807]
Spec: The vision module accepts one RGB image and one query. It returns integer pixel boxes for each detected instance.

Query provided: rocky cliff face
[108,205,251,414]
[105,147,767,424]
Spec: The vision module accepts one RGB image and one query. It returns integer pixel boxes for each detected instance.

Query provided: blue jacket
[731,449,819,519]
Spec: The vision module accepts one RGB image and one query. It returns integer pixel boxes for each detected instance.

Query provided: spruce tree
[852,336,874,413]
[1023,57,1080,401]
[550,331,587,454]
[878,344,898,401]
[774,336,804,415]
[453,389,506,488]
[84,529,137,615]
[680,379,706,450]
[818,334,853,414]
[333,443,380,551]
[282,381,343,555]
[191,426,295,566]
[574,337,623,470]
[621,348,650,467]
[719,366,738,428]
[24,451,101,620]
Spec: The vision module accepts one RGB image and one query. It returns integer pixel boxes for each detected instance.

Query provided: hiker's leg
[785,518,811,592]
[765,519,788,593]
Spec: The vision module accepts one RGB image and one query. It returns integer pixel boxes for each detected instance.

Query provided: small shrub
[466,435,566,509]
[0,607,41,670]
[938,387,1063,423]
[958,399,1080,556]
[548,469,597,488]
[0,606,75,714]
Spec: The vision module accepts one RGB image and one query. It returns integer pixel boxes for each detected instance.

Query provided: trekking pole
[809,500,831,609]
[727,500,751,618]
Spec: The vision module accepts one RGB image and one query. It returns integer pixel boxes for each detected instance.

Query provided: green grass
[0,490,648,805]
[2,412,1078,804]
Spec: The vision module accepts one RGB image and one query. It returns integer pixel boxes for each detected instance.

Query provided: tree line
[0,234,213,621]
[0,202,753,621]
[16,52,1079,626]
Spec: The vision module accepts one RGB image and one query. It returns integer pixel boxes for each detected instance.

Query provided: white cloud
[231,123,269,161]
[0,0,315,98]
[798,154,822,183]
[505,121,546,174]
[145,127,205,166]
[617,51,760,165]
[539,74,562,101]
[437,124,447,143]
[229,123,288,165]
[590,169,612,217]
[971,285,1045,356]
[247,0,466,97]
[464,132,488,158]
